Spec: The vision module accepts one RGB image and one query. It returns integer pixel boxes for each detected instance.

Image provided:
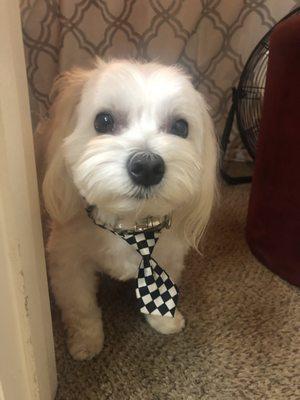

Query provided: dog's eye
[170,119,188,138]
[94,112,114,133]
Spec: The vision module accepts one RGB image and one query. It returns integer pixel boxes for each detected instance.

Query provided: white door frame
[0,1,57,399]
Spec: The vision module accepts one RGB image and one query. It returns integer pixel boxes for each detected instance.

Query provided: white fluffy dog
[41,58,217,360]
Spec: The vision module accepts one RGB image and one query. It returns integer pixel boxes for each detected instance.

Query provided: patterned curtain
[20,0,299,160]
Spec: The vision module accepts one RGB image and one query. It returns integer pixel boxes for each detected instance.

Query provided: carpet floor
[53,184,299,400]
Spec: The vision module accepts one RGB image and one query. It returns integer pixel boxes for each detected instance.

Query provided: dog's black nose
[127,151,165,187]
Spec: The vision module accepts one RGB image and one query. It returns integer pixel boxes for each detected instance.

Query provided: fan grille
[236,38,270,159]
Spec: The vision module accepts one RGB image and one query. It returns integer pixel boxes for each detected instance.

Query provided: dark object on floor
[220,7,300,185]
[247,13,300,287]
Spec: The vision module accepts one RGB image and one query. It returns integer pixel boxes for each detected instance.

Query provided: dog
[40,58,217,360]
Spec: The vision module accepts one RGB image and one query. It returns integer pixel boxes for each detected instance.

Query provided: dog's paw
[145,310,185,334]
[67,328,104,361]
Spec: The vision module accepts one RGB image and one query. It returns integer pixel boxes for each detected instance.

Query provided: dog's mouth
[129,185,155,200]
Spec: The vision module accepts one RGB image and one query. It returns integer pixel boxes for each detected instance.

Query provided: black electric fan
[220,7,300,185]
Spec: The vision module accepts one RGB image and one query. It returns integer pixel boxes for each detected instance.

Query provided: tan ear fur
[181,98,218,250]
[40,67,93,223]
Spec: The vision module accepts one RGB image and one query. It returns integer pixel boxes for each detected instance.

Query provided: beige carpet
[53,184,300,400]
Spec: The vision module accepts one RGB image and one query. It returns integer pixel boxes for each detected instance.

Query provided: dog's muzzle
[127,151,165,187]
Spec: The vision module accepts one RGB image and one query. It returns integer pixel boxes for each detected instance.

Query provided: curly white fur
[41,59,217,360]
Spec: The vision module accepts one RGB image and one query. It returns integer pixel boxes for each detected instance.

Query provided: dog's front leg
[145,311,185,334]
[49,253,104,360]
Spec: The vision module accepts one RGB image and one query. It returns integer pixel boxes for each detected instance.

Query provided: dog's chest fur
[50,212,188,283]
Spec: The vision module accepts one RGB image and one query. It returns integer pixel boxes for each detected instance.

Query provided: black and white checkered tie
[86,207,179,317]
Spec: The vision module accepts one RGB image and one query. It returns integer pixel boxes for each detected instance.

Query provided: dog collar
[86,205,179,318]
[85,205,172,234]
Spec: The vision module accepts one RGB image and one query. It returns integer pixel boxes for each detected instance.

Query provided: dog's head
[42,59,217,247]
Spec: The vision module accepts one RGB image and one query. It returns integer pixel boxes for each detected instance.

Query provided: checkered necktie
[86,207,179,317]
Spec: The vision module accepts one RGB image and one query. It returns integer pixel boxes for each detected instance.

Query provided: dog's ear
[41,67,94,224]
[182,93,218,250]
